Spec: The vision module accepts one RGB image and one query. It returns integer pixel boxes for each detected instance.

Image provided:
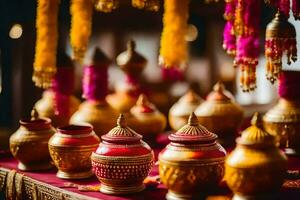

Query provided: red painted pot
[91,114,154,195]
[49,125,100,179]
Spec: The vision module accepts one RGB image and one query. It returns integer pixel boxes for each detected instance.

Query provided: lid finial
[117,114,127,128]
[127,39,136,53]
[137,94,148,106]
[250,112,262,127]
[188,112,199,126]
[31,108,39,120]
[213,81,225,92]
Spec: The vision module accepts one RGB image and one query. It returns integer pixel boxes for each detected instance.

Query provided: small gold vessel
[169,89,203,130]
[263,99,300,155]
[10,109,55,171]
[159,113,226,200]
[35,90,80,127]
[128,94,167,140]
[195,82,243,146]
[49,125,100,179]
[106,40,147,112]
[225,113,287,200]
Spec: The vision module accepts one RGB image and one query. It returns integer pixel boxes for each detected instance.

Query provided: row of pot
[9,108,287,199]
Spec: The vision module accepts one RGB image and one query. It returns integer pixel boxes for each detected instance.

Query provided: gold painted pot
[159,113,226,200]
[35,90,80,127]
[49,125,100,179]
[263,98,300,155]
[70,100,119,137]
[128,94,167,140]
[169,89,202,131]
[225,113,287,200]
[195,82,243,146]
[91,114,154,195]
[9,109,55,171]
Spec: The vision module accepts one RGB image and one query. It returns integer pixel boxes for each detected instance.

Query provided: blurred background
[1,0,300,146]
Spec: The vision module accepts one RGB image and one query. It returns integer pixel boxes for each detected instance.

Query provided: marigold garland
[70,0,93,62]
[94,0,119,12]
[159,0,190,70]
[33,0,60,89]
[132,0,160,11]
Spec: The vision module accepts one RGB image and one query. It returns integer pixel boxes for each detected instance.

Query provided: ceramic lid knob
[88,47,112,66]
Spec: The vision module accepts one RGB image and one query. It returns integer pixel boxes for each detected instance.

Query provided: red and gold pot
[225,113,287,200]
[169,89,203,131]
[159,113,226,200]
[10,109,55,171]
[49,125,100,179]
[91,114,154,195]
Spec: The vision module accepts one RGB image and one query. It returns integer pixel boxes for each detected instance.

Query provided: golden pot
[195,82,243,146]
[91,114,154,195]
[263,98,300,155]
[48,125,100,179]
[128,94,166,140]
[35,90,80,127]
[225,113,287,200]
[9,109,55,171]
[169,89,203,131]
[159,113,226,200]
[70,100,119,137]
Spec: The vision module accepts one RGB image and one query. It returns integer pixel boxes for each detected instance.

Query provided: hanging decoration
[159,0,190,71]
[223,0,236,56]
[265,11,297,83]
[70,0,93,62]
[292,0,300,20]
[132,0,160,11]
[234,0,261,92]
[33,0,60,89]
[94,0,119,12]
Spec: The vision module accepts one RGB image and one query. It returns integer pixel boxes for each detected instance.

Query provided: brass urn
[70,47,118,137]
[35,90,80,127]
[127,94,167,140]
[106,40,147,112]
[225,113,287,200]
[159,113,226,200]
[10,109,55,171]
[49,125,100,179]
[91,114,154,194]
[195,82,244,146]
[169,89,203,131]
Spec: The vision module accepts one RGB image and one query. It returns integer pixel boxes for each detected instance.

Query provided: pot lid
[116,40,147,76]
[88,47,111,66]
[131,94,156,113]
[238,112,275,146]
[169,112,218,143]
[206,82,233,101]
[102,114,143,143]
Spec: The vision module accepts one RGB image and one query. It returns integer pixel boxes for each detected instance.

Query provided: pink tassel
[223,0,237,56]
[280,0,290,17]
[292,0,300,20]
[161,67,184,82]
[278,70,300,99]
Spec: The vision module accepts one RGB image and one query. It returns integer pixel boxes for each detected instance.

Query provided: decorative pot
[195,82,243,146]
[169,89,202,130]
[225,113,287,200]
[128,94,166,140]
[91,114,154,195]
[10,109,55,171]
[48,125,100,179]
[107,40,147,112]
[35,90,80,127]
[159,113,226,200]
[70,100,118,137]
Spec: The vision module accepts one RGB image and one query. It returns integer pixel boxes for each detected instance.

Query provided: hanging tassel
[94,0,119,12]
[82,48,111,101]
[70,0,93,62]
[52,53,75,117]
[132,0,160,11]
[279,0,290,17]
[159,0,190,70]
[223,0,237,56]
[292,0,300,20]
[33,0,60,89]
[278,70,300,100]
[265,12,297,83]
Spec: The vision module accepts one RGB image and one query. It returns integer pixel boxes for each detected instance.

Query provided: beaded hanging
[70,0,93,62]
[159,0,190,71]
[33,0,60,89]
[223,0,237,56]
[94,0,119,12]
[132,0,160,11]
[292,0,300,20]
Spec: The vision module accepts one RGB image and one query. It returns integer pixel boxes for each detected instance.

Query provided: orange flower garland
[33,0,60,88]
[94,0,119,12]
[132,0,160,11]
[70,0,93,62]
[159,0,190,69]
